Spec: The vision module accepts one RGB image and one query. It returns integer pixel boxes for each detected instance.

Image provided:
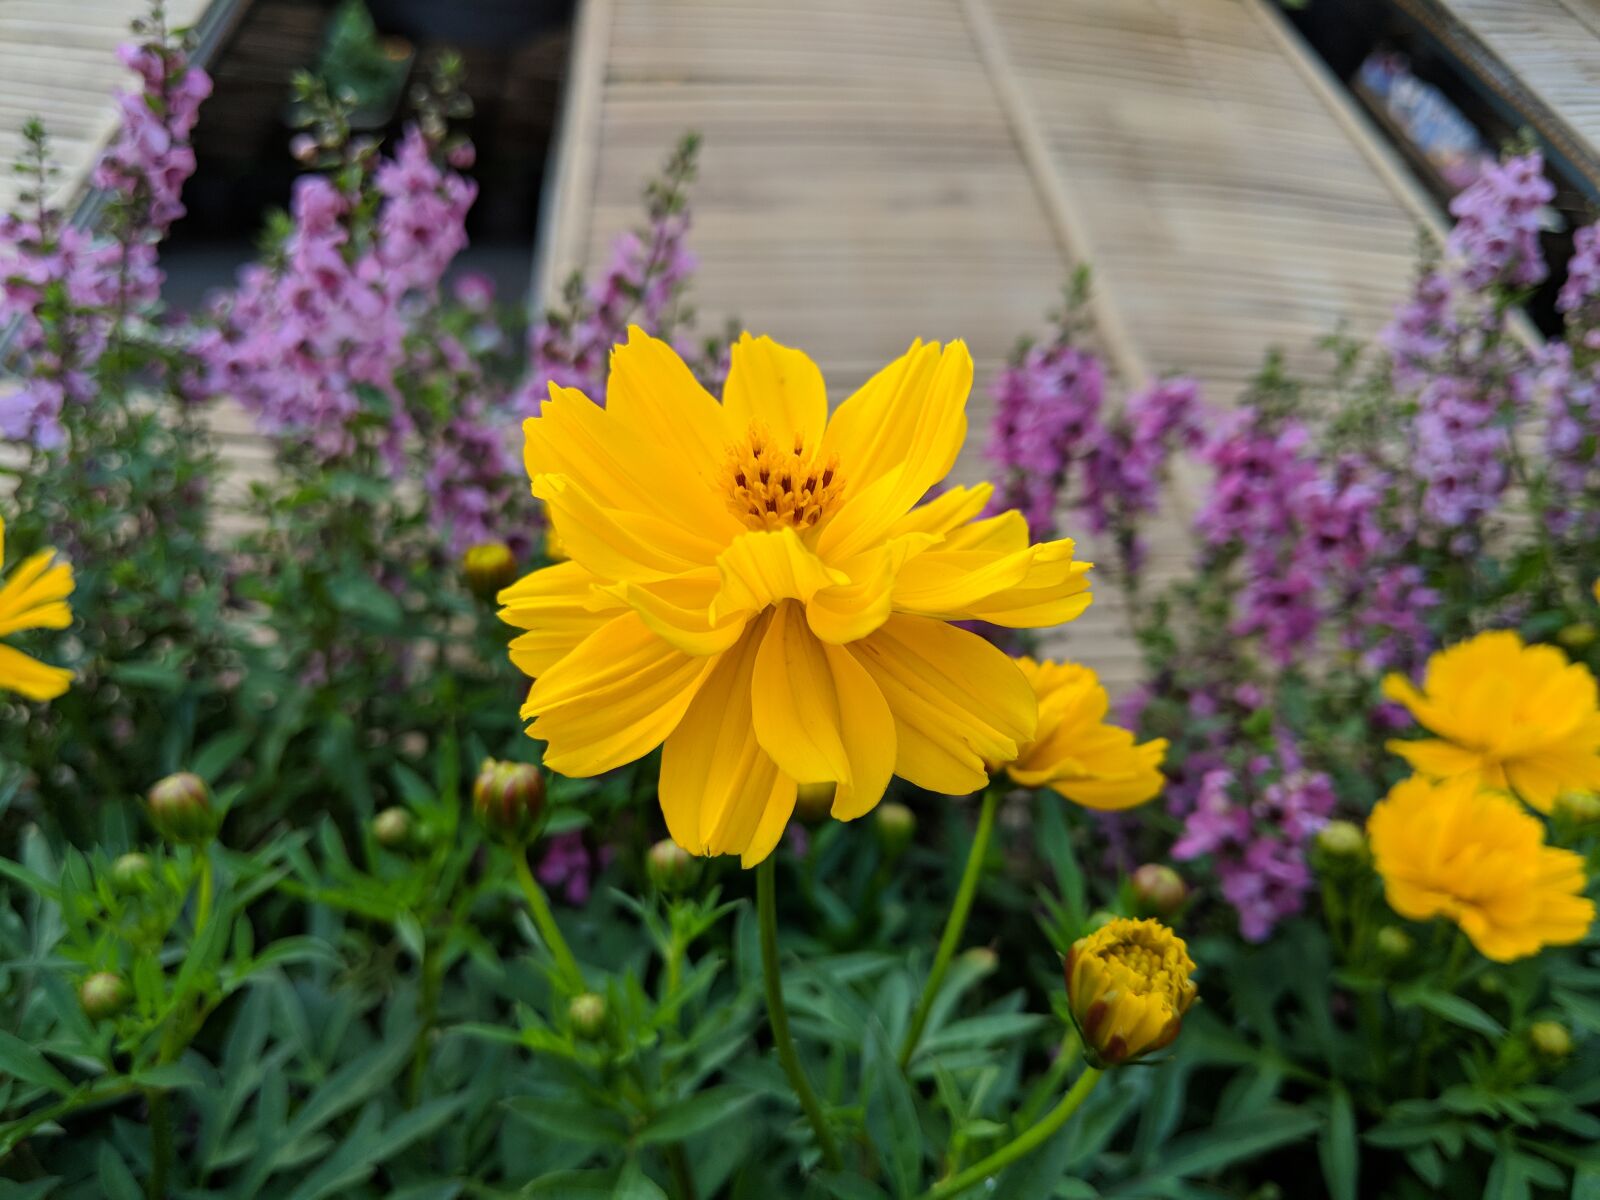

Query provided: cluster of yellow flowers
[1374,630,1598,961]
[499,329,1165,865]
[0,515,75,701]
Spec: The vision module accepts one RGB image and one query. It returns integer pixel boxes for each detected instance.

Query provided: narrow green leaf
[1319,1086,1359,1200]
[97,1145,143,1200]
[504,1095,629,1146]
[633,1085,757,1146]
[0,1030,72,1094]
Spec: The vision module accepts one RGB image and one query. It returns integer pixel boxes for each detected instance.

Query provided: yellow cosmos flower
[0,515,74,701]
[1367,775,1594,961]
[1064,917,1196,1067]
[998,658,1166,810]
[499,328,1092,865]
[1382,629,1600,812]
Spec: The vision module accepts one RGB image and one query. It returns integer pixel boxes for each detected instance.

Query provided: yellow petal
[1385,738,1487,781]
[804,533,935,645]
[0,643,73,701]
[722,333,827,450]
[534,474,716,582]
[818,341,973,560]
[711,528,845,624]
[604,572,749,657]
[659,621,799,866]
[749,603,895,821]
[887,484,994,538]
[605,325,735,488]
[499,561,626,678]
[524,612,715,776]
[852,614,1036,795]
[0,551,75,637]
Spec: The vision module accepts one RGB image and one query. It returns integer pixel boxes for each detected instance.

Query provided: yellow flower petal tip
[1382,629,1600,813]
[998,658,1165,810]
[502,330,1092,865]
[1065,917,1197,1067]
[0,514,75,702]
[1368,775,1595,962]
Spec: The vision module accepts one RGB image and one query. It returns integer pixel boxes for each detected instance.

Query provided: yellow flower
[1382,630,1600,812]
[500,328,1091,865]
[1064,917,1196,1067]
[998,658,1165,810]
[1367,775,1594,962]
[0,515,74,701]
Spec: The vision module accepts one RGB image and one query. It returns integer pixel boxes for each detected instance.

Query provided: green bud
[462,541,518,602]
[874,802,916,859]
[1558,622,1596,650]
[1529,1020,1573,1060]
[1085,909,1118,932]
[645,839,701,893]
[1375,926,1413,960]
[372,807,413,850]
[146,772,215,845]
[959,946,998,975]
[794,782,835,824]
[568,992,607,1039]
[472,758,545,843]
[1130,864,1187,916]
[79,971,131,1021]
[1315,820,1365,859]
[1553,790,1600,825]
[110,852,154,894]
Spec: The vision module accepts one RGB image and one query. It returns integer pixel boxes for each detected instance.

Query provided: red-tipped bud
[1130,864,1187,917]
[80,971,131,1021]
[473,758,545,843]
[146,772,215,845]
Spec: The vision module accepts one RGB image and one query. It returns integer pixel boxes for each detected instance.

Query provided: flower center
[1104,937,1187,1006]
[721,422,844,531]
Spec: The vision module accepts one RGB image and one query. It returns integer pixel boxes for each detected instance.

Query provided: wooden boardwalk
[536,0,1443,689]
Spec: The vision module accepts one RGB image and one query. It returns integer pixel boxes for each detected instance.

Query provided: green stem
[408,935,442,1107]
[146,1088,173,1200]
[512,852,584,992]
[666,1142,697,1200]
[1014,1030,1081,1128]
[756,856,843,1171]
[920,1067,1103,1200]
[899,785,1001,1068]
[193,853,214,943]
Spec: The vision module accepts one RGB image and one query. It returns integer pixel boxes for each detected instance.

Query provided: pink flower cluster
[0,32,208,447]
[1170,743,1335,942]
[192,127,477,460]
[1445,151,1553,292]
[985,337,1202,570]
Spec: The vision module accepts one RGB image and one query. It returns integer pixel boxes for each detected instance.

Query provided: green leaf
[97,1145,143,1200]
[192,729,256,781]
[1108,1107,1321,1194]
[633,1085,757,1146]
[1408,989,1504,1038]
[863,1019,921,1197]
[1573,1165,1600,1200]
[0,1030,72,1094]
[520,1169,621,1197]
[1319,1086,1359,1200]
[614,1159,668,1199]
[505,1095,630,1146]
[815,1175,890,1200]
[920,1013,1047,1056]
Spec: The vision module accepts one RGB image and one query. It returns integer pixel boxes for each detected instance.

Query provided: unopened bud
[1554,790,1600,825]
[1375,926,1413,960]
[110,852,154,894]
[569,992,607,1039]
[1315,820,1365,859]
[462,541,518,602]
[794,782,835,824]
[372,807,413,850]
[959,946,998,975]
[146,772,215,844]
[1529,1020,1573,1060]
[80,972,131,1021]
[1085,909,1118,932]
[1558,622,1597,650]
[646,839,701,893]
[874,802,915,859]
[1130,864,1187,916]
[473,759,546,842]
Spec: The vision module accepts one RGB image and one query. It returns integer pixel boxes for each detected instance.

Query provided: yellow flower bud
[79,971,131,1021]
[472,758,546,843]
[462,541,518,602]
[146,772,215,845]
[1553,790,1600,825]
[794,782,835,824]
[1064,917,1197,1068]
[1557,622,1596,651]
[1315,819,1366,859]
[110,852,153,894]
[1375,926,1414,960]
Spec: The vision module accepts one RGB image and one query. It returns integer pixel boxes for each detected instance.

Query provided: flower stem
[666,1142,697,1200]
[920,1067,1103,1200]
[146,1088,173,1199]
[756,855,843,1171]
[193,852,214,943]
[899,784,1001,1068]
[512,852,584,992]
